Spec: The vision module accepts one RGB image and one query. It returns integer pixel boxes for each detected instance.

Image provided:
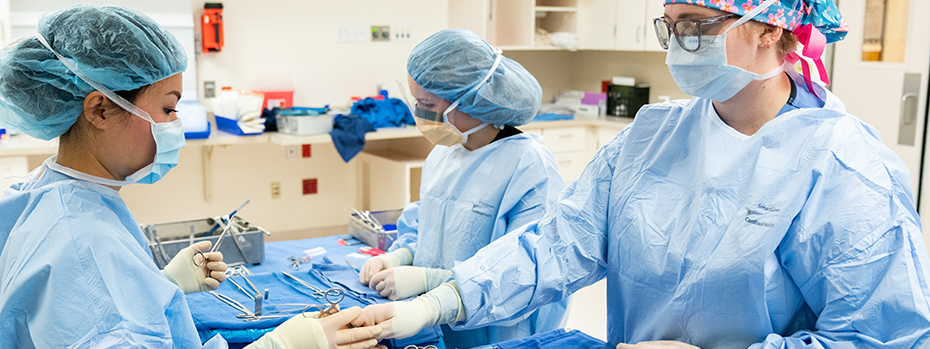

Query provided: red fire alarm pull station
[202,3,224,53]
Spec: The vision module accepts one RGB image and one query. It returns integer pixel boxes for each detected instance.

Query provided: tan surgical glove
[247,307,383,349]
[369,266,452,301]
[161,241,227,294]
[359,248,413,285]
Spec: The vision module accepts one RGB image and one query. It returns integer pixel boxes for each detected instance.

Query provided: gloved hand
[359,248,412,285]
[368,266,452,301]
[616,341,700,349]
[351,281,465,339]
[247,307,385,349]
[162,241,227,294]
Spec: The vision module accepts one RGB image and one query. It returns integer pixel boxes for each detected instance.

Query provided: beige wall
[124,0,447,234]
[507,50,688,104]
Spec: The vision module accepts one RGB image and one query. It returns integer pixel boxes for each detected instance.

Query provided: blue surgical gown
[451,86,930,348]
[391,133,571,348]
[0,162,227,348]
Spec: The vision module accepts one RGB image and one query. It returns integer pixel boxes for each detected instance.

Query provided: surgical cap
[0,5,188,140]
[407,29,542,127]
[664,0,848,43]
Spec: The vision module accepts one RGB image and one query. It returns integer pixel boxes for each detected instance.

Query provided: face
[407,75,484,131]
[664,4,767,73]
[109,73,183,178]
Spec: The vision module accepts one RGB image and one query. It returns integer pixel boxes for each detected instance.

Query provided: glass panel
[862,0,909,62]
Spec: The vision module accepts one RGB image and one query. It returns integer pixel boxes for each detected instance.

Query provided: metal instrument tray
[349,209,403,251]
[141,216,266,269]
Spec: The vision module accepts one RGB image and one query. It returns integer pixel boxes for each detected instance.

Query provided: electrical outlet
[302,178,318,195]
[285,145,298,160]
[270,182,281,199]
[392,26,411,42]
[371,26,390,42]
[204,81,216,98]
[337,25,368,43]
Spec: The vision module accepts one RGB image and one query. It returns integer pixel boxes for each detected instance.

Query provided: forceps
[281,271,329,299]
[194,200,250,267]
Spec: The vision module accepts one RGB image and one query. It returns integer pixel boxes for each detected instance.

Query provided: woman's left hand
[616,341,700,349]
[162,241,227,294]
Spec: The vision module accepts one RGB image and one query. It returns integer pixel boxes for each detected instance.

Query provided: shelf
[535,6,577,12]
[500,45,568,51]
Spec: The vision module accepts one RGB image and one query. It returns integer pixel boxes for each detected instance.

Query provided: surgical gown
[451,85,930,348]
[391,133,571,348]
[0,162,226,348]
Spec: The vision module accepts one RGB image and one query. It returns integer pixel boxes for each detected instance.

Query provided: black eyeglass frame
[653,14,740,52]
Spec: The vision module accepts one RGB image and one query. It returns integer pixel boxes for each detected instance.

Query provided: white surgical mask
[665,0,785,102]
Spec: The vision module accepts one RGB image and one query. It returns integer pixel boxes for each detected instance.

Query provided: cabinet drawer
[553,151,587,183]
[542,127,586,153]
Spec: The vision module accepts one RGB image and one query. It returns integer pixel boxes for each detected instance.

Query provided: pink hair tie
[786,24,828,99]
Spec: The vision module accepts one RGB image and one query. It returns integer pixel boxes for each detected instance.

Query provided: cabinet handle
[902,92,918,126]
[636,25,642,43]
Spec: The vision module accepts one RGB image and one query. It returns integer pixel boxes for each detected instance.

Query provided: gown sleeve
[450,127,631,329]
[389,201,421,255]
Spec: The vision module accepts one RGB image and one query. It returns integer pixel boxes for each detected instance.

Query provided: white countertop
[0,116,632,157]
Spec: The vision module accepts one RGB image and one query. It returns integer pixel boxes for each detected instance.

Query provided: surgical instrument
[287,256,311,270]
[280,271,329,299]
[345,259,360,272]
[300,287,345,319]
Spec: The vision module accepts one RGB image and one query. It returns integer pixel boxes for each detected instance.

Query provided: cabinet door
[616,0,647,50]
[643,0,667,52]
[578,0,618,50]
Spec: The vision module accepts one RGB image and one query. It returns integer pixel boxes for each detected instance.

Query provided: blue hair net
[0,5,188,140]
[407,29,542,127]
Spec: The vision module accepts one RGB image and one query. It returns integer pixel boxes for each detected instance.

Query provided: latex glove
[369,266,452,301]
[247,307,384,349]
[359,248,412,285]
[162,241,227,294]
[352,282,465,339]
[616,341,700,349]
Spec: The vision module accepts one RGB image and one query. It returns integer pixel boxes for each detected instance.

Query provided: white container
[277,114,334,135]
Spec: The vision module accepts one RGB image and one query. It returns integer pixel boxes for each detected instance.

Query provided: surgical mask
[413,48,503,146]
[665,0,784,102]
[414,106,490,146]
[36,33,185,186]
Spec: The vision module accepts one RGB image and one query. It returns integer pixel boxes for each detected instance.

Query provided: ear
[760,26,783,49]
[81,91,118,130]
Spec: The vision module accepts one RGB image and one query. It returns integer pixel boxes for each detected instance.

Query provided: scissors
[301,287,345,318]
[403,346,438,349]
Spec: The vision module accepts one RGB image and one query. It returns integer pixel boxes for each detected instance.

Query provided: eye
[164,108,178,115]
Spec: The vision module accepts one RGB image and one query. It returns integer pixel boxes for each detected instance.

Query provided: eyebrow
[167,91,181,100]
[666,10,721,21]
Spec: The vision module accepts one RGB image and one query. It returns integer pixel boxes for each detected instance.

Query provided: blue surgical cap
[0,5,189,140]
[407,29,542,127]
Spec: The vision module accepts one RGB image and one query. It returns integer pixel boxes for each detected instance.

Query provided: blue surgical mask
[665,0,785,102]
[36,33,185,186]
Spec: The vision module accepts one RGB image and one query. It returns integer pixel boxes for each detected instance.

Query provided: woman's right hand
[247,307,383,349]
[359,256,389,285]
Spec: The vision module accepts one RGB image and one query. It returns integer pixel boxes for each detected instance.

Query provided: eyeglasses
[653,14,739,52]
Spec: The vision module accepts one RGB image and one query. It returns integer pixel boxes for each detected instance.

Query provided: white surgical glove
[616,341,700,349]
[246,307,384,349]
[369,266,452,301]
[162,241,227,294]
[359,248,412,285]
[352,281,466,340]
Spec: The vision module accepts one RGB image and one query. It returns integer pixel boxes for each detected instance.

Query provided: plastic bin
[349,209,403,251]
[256,90,294,110]
[216,115,263,136]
